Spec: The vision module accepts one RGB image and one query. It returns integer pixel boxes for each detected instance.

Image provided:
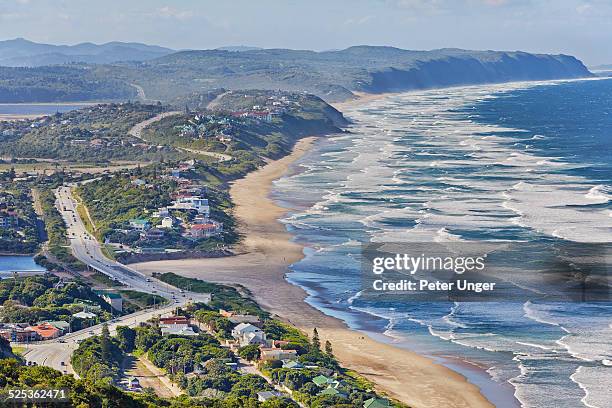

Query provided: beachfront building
[189,222,222,239]
[170,196,210,215]
[144,228,165,240]
[259,348,298,361]
[231,323,267,346]
[363,398,391,408]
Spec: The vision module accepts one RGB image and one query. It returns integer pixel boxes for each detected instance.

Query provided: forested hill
[0,46,593,103]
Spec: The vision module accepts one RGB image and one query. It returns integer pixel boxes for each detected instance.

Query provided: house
[129,218,150,231]
[122,377,142,391]
[260,348,298,361]
[27,323,60,340]
[171,196,210,215]
[131,179,146,186]
[189,222,222,239]
[160,217,174,228]
[144,228,165,240]
[231,323,267,346]
[161,326,198,336]
[0,211,18,229]
[153,207,170,218]
[363,398,391,408]
[96,291,123,311]
[228,314,261,325]
[159,316,190,328]
[73,311,97,319]
[320,387,346,397]
[283,360,304,369]
[0,324,39,342]
[47,321,70,334]
[257,391,282,402]
[312,375,332,387]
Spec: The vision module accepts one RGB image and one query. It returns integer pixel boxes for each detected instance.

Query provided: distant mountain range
[590,64,612,70]
[0,38,174,66]
[0,39,594,103]
[127,46,593,101]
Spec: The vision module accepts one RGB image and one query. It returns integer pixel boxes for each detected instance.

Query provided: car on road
[58,339,66,343]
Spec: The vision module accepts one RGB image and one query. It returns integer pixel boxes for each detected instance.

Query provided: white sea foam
[274,78,611,407]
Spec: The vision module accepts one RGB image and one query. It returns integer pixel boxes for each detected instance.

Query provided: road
[128,111,182,140]
[128,111,233,163]
[19,185,211,374]
[21,303,178,376]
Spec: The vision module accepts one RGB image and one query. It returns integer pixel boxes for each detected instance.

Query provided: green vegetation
[76,171,175,239]
[0,183,40,254]
[0,102,184,162]
[72,324,124,382]
[0,274,112,324]
[0,64,136,102]
[119,290,167,308]
[0,47,591,104]
[155,273,266,317]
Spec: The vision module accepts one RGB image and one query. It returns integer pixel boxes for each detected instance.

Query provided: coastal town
[0,89,405,407]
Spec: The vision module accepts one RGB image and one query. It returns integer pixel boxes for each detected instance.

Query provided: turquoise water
[273,79,612,408]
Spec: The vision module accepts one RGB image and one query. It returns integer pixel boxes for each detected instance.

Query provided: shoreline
[132,135,496,407]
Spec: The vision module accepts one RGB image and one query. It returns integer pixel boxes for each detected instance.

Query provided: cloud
[156,6,194,20]
[343,15,374,26]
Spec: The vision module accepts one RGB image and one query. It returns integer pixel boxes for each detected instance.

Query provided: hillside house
[129,218,150,231]
[231,323,267,346]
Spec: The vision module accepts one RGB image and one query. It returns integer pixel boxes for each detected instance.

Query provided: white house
[73,311,97,319]
[161,326,198,336]
[170,196,210,215]
[231,323,267,346]
[160,217,174,228]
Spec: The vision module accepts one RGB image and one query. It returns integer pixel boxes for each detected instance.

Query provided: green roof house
[312,375,331,387]
[364,398,391,408]
[47,321,70,333]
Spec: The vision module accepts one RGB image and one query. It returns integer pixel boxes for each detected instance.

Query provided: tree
[325,340,333,356]
[238,344,261,361]
[100,323,112,361]
[115,326,136,352]
[312,328,320,351]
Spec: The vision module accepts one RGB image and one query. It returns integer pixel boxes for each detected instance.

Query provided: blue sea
[272,78,612,408]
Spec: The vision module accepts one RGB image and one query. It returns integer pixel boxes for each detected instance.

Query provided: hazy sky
[0,0,610,65]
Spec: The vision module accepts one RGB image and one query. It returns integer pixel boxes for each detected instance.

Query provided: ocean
[272,78,612,408]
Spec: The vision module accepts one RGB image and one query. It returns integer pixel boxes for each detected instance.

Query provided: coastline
[132,135,496,408]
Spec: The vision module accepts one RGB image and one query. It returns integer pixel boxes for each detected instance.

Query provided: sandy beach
[131,133,496,407]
